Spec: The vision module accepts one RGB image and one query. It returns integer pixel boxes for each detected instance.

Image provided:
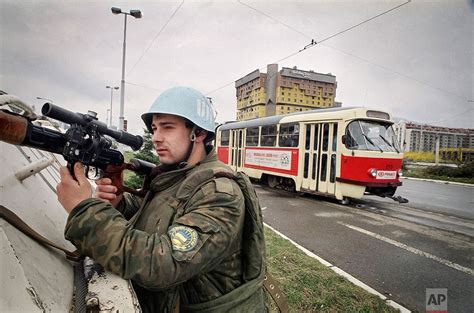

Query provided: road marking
[338,222,474,276]
[261,206,267,211]
[264,223,410,312]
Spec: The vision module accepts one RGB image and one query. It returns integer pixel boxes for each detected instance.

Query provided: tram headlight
[368,168,378,178]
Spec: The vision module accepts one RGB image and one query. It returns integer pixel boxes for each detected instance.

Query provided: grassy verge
[264,227,399,312]
[403,168,474,184]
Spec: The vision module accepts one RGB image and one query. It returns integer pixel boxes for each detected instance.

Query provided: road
[394,178,473,220]
[257,180,474,312]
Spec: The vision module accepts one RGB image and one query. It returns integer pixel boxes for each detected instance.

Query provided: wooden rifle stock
[0,110,155,197]
[0,110,28,145]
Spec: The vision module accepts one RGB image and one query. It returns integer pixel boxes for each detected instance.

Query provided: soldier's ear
[194,129,208,143]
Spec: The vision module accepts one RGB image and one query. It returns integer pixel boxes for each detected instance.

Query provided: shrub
[125,129,159,189]
[424,161,474,178]
[404,151,435,162]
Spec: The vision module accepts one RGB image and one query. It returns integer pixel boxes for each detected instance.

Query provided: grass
[264,227,399,313]
[403,151,435,163]
[403,167,474,184]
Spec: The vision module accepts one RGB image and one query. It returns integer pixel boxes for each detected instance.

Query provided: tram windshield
[345,120,400,152]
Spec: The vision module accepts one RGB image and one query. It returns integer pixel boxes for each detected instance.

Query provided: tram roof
[218,107,361,130]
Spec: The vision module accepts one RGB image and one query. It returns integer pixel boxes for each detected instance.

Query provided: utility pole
[106,86,119,128]
[111,7,142,131]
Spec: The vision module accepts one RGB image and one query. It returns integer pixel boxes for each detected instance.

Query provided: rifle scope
[41,103,143,151]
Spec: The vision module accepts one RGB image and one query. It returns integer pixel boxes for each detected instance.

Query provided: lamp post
[106,85,119,127]
[106,109,111,127]
[111,6,142,131]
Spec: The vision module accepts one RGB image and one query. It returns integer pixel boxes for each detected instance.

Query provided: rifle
[0,102,155,196]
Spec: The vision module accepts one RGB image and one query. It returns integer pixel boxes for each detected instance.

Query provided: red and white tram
[215,107,404,202]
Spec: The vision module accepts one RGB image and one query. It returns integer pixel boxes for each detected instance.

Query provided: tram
[216,107,404,202]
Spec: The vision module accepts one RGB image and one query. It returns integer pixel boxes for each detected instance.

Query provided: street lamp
[106,85,119,127]
[111,6,142,131]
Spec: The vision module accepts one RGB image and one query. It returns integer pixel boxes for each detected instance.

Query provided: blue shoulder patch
[168,225,198,252]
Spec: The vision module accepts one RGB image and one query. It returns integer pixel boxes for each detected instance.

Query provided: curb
[400,176,474,187]
[264,223,411,313]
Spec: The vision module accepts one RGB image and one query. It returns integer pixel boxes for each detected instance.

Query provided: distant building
[235,64,338,121]
[394,121,474,152]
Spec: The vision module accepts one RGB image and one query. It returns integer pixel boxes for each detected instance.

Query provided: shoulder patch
[214,177,234,195]
[168,225,198,252]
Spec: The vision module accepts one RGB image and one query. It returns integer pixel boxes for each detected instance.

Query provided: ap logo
[426,288,447,313]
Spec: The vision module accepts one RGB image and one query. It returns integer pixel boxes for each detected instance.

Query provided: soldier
[56,86,266,312]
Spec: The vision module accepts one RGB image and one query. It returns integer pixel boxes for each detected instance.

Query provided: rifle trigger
[85,165,99,180]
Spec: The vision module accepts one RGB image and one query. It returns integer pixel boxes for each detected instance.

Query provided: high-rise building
[235,64,338,121]
[393,121,474,152]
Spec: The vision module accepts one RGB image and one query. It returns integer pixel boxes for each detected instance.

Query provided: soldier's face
[151,114,191,165]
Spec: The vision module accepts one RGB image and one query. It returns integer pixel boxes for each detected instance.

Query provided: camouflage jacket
[65,151,265,312]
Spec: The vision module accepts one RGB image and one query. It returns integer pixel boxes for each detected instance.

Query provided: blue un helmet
[141,86,216,141]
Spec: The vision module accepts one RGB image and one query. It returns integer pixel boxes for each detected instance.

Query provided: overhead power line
[126,81,161,91]
[424,107,474,125]
[234,0,470,103]
[127,0,185,76]
[206,0,411,96]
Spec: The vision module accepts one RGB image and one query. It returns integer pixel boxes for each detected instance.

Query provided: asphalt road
[393,178,473,220]
[257,183,474,312]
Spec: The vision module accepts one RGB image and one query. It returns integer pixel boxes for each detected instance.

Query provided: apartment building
[394,121,474,152]
[235,64,338,121]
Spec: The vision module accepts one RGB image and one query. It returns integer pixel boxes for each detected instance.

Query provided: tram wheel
[267,175,279,188]
[340,197,350,205]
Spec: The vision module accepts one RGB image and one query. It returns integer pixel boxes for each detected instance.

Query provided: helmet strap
[176,126,197,167]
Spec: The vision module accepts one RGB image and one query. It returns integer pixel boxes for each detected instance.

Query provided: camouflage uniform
[64,150,266,312]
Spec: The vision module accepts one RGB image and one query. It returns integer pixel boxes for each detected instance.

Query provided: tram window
[314,125,319,150]
[330,154,336,183]
[345,120,401,152]
[246,127,259,146]
[305,125,311,150]
[304,153,309,178]
[220,130,230,146]
[332,124,338,151]
[279,123,299,147]
[312,153,317,180]
[261,125,277,146]
[321,154,327,181]
[322,123,329,151]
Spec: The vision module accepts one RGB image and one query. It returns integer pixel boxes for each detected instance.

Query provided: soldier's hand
[57,163,93,213]
[95,177,123,208]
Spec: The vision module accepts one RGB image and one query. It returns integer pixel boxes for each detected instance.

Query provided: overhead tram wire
[237,0,310,40]
[235,0,470,102]
[206,0,411,96]
[126,81,162,91]
[424,107,474,126]
[320,44,471,102]
[127,0,185,76]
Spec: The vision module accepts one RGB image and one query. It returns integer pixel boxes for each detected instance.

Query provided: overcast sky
[1,0,472,135]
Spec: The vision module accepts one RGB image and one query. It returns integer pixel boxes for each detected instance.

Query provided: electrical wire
[206,0,411,95]
[424,107,474,125]
[127,0,185,76]
[235,0,470,103]
[126,81,162,91]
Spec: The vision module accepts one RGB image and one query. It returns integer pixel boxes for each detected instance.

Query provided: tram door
[230,129,244,171]
[302,122,338,195]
